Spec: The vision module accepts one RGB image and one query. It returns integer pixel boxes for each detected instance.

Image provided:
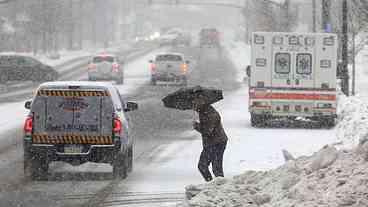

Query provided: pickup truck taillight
[113,118,122,134]
[181,64,188,74]
[150,64,156,73]
[24,116,33,134]
[88,63,97,71]
[112,63,120,72]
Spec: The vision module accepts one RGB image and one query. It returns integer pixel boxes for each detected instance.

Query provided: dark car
[23,81,138,180]
[0,55,59,84]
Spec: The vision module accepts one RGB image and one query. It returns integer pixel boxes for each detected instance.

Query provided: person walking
[193,103,228,182]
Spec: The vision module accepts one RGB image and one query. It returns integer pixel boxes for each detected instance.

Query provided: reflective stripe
[37,90,109,97]
[32,134,113,144]
[250,92,336,101]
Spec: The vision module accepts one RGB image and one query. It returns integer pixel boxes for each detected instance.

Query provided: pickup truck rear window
[93,56,114,63]
[156,55,183,61]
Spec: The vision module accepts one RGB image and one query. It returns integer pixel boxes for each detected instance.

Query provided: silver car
[88,54,124,84]
[149,53,189,86]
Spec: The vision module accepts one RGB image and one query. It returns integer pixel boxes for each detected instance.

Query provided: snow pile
[182,143,368,207]
[179,94,368,207]
[336,95,368,149]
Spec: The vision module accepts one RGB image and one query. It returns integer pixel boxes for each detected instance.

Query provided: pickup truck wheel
[116,76,124,85]
[181,77,188,87]
[128,147,133,172]
[151,77,157,86]
[113,152,128,179]
[24,156,49,181]
[320,117,336,129]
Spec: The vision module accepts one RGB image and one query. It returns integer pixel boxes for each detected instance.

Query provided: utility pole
[322,0,331,32]
[312,0,316,32]
[284,0,290,31]
[341,0,349,96]
[352,31,356,95]
[244,0,249,43]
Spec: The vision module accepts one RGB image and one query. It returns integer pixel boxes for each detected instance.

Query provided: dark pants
[198,142,227,182]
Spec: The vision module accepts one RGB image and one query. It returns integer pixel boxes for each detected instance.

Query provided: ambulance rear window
[275,53,290,74]
[296,53,312,75]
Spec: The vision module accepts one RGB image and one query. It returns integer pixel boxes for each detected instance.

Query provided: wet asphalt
[0,45,241,207]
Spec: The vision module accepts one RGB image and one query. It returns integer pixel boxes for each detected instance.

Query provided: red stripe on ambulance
[250,92,336,101]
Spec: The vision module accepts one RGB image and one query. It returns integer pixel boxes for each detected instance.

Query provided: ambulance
[248,32,338,127]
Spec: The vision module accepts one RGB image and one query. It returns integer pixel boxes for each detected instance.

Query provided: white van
[249,32,338,127]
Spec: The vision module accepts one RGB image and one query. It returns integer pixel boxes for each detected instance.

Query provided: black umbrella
[162,85,223,110]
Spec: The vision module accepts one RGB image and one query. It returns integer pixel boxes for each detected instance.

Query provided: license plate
[64,145,83,154]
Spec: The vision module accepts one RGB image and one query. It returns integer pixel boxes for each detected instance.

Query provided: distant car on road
[23,81,138,180]
[0,55,58,84]
[173,32,192,47]
[199,28,221,48]
[149,53,190,86]
[158,31,180,46]
[88,54,124,84]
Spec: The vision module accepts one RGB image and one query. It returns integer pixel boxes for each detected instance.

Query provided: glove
[193,121,200,131]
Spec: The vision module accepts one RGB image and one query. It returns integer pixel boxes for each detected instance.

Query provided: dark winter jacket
[194,105,228,147]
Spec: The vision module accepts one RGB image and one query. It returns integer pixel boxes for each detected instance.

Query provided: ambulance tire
[113,151,128,179]
[321,117,336,129]
[251,114,266,127]
[24,155,49,181]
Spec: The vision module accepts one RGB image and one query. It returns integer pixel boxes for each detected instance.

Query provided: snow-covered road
[0,42,339,207]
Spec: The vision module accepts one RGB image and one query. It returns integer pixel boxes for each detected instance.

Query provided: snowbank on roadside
[180,92,368,207]
[182,142,368,207]
[336,95,368,149]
